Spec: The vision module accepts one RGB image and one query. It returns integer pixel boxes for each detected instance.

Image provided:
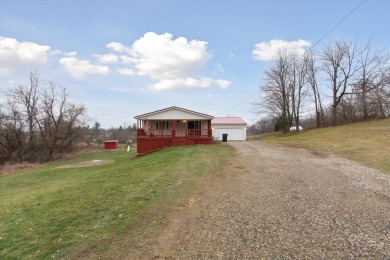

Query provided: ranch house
[134,106,213,155]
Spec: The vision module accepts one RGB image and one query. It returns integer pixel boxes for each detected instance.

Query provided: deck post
[208,120,212,137]
[172,120,176,138]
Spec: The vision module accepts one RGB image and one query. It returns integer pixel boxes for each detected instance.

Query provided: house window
[156,121,169,129]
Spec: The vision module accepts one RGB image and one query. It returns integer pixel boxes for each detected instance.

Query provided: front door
[188,121,201,136]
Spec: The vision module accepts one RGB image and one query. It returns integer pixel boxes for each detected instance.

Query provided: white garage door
[213,128,245,141]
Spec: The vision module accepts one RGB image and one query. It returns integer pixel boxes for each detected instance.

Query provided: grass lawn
[258,118,390,173]
[0,144,233,258]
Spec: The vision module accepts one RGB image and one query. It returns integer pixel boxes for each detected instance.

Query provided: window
[156,121,169,129]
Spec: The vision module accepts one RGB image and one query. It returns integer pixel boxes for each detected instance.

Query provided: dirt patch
[266,143,331,158]
[0,162,45,176]
[0,148,101,175]
[55,159,115,169]
[310,149,331,158]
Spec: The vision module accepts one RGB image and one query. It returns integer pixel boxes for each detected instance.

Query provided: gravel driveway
[151,142,390,259]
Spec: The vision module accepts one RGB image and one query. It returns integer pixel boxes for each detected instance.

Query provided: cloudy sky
[1,0,389,127]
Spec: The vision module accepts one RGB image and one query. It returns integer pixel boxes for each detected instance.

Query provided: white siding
[212,125,246,141]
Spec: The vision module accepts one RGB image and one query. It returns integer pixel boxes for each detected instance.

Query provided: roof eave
[134,106,214,120]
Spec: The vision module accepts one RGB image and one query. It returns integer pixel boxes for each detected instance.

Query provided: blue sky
[1,0,389,128]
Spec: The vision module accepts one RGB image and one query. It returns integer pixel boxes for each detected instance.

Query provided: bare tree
[254,39,389,128]
[353,42,390,119]
[0,72,87,164]
[4,71,40,160]
[0,105,26,163]
[256,49,293,132]
[256,49,310,132]
[290,52,309,131]
[372,70,390,117]
[321,40,360,125]
[257,117,277,134]
[36,83,86,160]
[306,52,325,127]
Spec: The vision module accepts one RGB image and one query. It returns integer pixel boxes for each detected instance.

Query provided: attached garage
[211,117,247,141]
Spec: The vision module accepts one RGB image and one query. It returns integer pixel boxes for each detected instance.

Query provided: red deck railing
[136,128,213,155]
[137,128,212,138]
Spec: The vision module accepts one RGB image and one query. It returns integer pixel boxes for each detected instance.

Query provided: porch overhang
[134,106,214,121]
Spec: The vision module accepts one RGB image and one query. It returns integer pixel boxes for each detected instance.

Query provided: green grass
[0,144,233,258]
[258,118,390,173]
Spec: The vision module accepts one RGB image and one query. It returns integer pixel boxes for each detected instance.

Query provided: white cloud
[59,56,110,79]
[252,39,311,61]
[106,42,131,53]
[150,77,230,91]
[49,49,63,55]
[94,53,119,64]
[119,55,136,64]
[49,50,77,56]
[105,32,231,91]
[130,32,211,80]
[214,79,231,89]
[118,67,136,76]
[66,51,77,56]
[0,36,51,75]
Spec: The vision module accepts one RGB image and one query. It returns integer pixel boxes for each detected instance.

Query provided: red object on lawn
[104,140,118,150]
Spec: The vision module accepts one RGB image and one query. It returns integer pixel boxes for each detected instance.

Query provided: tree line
[0,72,87,164]
[0,72,139,165]
[253,39,390,133]
[88,121,137,148]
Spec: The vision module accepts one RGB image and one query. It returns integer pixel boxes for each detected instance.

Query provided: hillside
[259,118,390,173]
[0,145,233,258]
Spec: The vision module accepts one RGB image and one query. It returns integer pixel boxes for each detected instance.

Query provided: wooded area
[0,72,87,164]
[252,39,390,133]
[0,71,137,165]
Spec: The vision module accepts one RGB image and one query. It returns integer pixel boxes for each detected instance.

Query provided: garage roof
[211,117,247,125]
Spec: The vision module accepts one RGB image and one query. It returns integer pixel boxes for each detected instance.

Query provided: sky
[1,0,389,128]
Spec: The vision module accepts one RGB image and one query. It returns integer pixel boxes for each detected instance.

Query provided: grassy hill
[0,144,233,258]
[259,118,390,174]
[1,119,388,258]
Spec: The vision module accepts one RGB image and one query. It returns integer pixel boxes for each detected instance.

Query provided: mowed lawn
[0,144,233,259]
[260,118,390,173]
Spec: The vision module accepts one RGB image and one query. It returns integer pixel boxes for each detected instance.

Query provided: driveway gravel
[151,142,390,259]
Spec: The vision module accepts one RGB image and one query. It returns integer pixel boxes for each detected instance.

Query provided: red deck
[134,107,214,155]
[136,128,212,155]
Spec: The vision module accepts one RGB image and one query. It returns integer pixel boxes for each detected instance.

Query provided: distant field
[0,144,233,258]
[258,118,390,173]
